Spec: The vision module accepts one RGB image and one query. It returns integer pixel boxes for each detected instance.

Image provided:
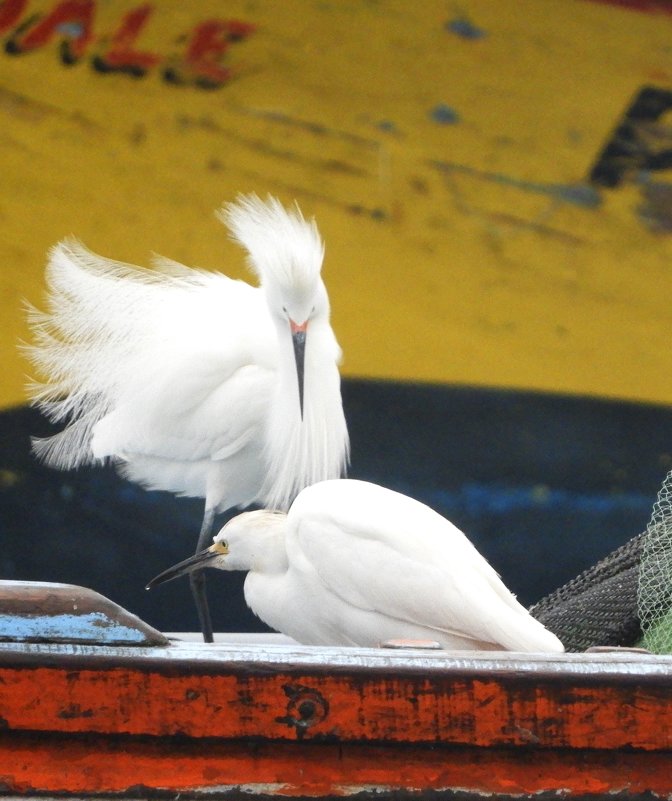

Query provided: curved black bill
[146,546,221,590]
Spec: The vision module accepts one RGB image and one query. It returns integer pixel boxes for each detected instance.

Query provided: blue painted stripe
[0,612,148,643]
[389,481,651,517]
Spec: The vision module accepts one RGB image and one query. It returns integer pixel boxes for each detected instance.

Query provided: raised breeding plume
[26,194,350,641]
[149,479,564,653]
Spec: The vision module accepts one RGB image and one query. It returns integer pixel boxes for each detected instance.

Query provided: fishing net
[637,469,672,654]
[529,532,643,652]
[530,468,672,653]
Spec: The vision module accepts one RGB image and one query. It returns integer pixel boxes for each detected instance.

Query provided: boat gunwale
[0,638,669,683]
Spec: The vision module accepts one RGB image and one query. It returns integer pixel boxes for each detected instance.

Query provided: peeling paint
[376,119,397,133]
[637,180,672,232]
[0,639,672,796]
[429,103,460,124]
[590,86,672,188]
[445,16,486,39]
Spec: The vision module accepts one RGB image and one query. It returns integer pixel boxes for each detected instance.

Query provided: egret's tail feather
[481,600,565,653]
[31,422,101,470]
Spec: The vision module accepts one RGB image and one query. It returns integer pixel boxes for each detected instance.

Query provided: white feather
[25,195,349,514]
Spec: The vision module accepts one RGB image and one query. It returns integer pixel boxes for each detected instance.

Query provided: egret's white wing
[26,241,276,471]
[289,480,563,652]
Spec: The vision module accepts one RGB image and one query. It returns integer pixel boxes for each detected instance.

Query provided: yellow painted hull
[3,0,672,407]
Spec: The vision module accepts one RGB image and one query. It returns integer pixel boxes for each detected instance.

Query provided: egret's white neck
[261,316,349,511]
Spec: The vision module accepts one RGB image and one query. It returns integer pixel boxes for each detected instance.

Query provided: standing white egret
[25,194,350,642]
[148,479,564,652]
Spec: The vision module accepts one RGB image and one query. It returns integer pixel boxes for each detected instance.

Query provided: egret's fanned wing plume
[24,239,274,487]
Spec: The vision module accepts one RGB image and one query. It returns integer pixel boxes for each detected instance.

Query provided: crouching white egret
[25,194,350,643]
[148,479,564,652]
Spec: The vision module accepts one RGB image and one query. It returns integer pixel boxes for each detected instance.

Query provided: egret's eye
[221,540,228,549]
[282,305,287,314]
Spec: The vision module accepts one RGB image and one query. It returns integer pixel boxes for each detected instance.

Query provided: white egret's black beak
[290,319,307,419]
[146,541,229,590]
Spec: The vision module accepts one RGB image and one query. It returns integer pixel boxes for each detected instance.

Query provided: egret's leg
[190,507,215,643]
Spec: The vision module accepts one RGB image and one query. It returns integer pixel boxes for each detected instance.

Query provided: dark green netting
[530,532,643,652]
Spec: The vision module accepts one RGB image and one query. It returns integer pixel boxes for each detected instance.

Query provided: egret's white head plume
[219,194,325,297]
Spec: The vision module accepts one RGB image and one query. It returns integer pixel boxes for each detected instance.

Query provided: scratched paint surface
[0,640,671,794]
[2,737,672,796]
[0,654,671,748]
[2,0,672,407]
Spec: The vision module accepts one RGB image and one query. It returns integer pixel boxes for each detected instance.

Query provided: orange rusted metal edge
[0,581,671,798]
[1,641,671,798]
[3,734,672,798]
[1,641,671,750]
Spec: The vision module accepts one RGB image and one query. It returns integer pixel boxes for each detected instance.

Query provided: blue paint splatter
[446,17,486,40]
[566,128,583,145]
[56,22,85,37]
[551,184,601,207]
[430,104,460,125]
[376,119,397,133]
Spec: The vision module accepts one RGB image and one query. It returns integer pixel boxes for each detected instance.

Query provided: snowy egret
[26,194,350,642]
[148,479,565,652]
